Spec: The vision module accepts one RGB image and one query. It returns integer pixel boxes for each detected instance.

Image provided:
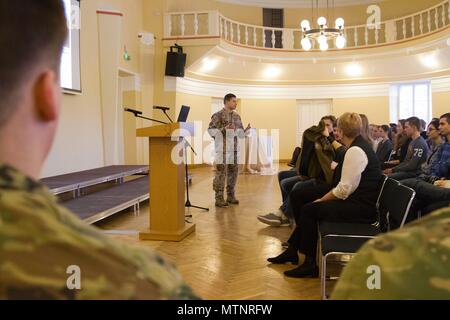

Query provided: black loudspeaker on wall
[165,44,187,77]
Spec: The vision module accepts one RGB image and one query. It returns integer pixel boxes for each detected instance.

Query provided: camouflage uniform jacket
[208,108,246,156]
[332,207,450,300]
[0,164,198,300]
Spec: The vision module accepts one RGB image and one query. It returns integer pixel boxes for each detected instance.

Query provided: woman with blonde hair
[268,112,383,278]
[359,114,375,149]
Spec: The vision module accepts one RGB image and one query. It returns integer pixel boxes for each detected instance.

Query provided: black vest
[346,135,383,205]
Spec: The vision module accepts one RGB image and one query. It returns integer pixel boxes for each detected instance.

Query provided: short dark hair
[321,115,337,127]
[420,119,427,131]
[429,118,440,130]
[440,113,450,123]
[381,125,392,140]
[405,117,421,131]
[381,125,391,133]
[224,93,237,104]
[0,0,67,128]
[389,123,398,134]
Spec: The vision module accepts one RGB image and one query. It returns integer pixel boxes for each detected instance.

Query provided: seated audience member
[382,119,442,183]
[0,1,196,300]
[426,118,441,148]
[361,115,375,150]
[268,113,383,278]
[257,116,336,227]
[400,113,450,215]
[420,118,428,141]
[273,114,370,249]
[370,124,382,152]
[386,119,411,167]
[331,207,450,300]
[376,125,393,163]
[390,123,398,138]
[384,117,430,181]
[419,118,445,177]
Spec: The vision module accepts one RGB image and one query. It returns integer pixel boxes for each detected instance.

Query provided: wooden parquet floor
[95,166,321,300]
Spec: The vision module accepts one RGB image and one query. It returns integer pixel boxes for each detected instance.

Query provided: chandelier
[300,0,346,51]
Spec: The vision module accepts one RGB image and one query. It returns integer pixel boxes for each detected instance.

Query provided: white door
[297,99,333,146]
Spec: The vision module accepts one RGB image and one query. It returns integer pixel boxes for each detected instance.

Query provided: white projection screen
[61,0,81,93]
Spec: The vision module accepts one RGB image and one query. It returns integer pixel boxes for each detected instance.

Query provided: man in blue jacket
[401,113,450,216]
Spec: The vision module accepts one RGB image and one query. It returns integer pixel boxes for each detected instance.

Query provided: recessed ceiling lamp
[200,58,218,72]
[346,63,363,76]
[263,65,281,78]
[300,0,346,51]
[420,53,438,68]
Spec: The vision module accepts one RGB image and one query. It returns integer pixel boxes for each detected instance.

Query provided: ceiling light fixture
[200,58,218,72]
[346,63,363,76]
[300,0,345,51]
[263,65,281,78]
[420,53,438,68]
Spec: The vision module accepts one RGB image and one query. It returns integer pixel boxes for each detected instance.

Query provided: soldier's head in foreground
[0,0,67,178]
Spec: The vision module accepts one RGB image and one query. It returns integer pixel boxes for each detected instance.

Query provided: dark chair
[319,177,415,299]
[288,147,301,167]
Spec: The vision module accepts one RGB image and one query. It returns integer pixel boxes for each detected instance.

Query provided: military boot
[226,194,239,205]
[215,194,229,207]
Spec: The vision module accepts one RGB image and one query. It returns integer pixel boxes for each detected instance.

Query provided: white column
[97,11,123,165]
[209,11,220,36]
[181,14,185,36]
[194,14,198,35]
[164,14,172,37]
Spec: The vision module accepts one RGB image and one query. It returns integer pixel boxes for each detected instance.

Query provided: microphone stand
[125,109,168,125]
[156,108,209,215]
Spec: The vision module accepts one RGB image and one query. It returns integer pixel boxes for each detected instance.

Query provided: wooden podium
[137,122,195,241]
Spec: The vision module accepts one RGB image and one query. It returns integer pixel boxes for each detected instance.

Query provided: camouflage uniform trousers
[213,153,239,199]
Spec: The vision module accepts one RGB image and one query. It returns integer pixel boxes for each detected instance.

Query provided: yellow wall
[433,91,450,119]
[241,99,297,161]
[331,91,449,125]
[332,96,390,125]
[143,0,176,122]
[175,93,299,161]
[123,90,142,164]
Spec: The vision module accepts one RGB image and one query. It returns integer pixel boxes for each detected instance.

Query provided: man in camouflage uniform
[208,94,251,207]
[0,1,197,300]
[332,207,450,299]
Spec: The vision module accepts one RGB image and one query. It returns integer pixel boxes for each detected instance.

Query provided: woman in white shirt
[268,113,384,278]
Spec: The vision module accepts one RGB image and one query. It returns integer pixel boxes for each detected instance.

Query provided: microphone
[124,107,142,116]
[153,106,170,111]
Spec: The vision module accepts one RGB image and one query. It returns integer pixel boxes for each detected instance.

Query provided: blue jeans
[278,169,298,203]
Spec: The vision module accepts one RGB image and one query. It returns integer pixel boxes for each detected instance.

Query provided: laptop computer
[177,105,190,123]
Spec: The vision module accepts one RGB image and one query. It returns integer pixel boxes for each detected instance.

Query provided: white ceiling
[216,0,384,8]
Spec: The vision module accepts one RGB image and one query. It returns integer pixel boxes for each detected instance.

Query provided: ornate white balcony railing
[164,0,450,50]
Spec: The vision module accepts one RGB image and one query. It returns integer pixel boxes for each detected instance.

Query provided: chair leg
[321,255,327,300]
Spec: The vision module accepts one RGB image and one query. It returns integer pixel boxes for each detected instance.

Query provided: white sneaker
[257,213,283,226]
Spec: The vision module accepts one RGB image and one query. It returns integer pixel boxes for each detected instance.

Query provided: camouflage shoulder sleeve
[331,208,450,300]
[0,189,198,300]
[234,113,244,130]
[208,111,224,138]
